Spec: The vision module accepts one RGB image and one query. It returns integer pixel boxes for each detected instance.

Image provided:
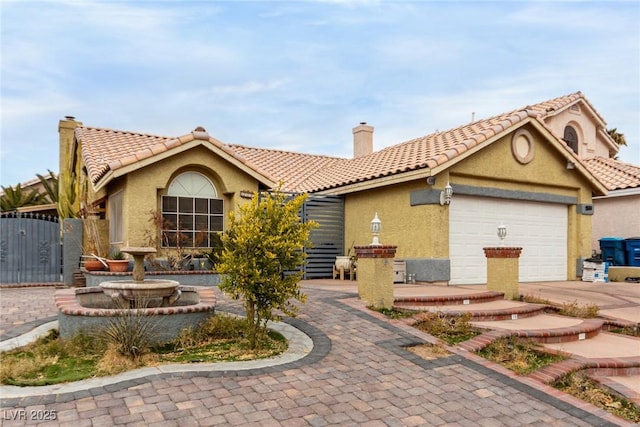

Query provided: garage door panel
[450,196,567,285]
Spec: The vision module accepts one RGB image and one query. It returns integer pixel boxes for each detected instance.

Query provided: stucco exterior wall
[344,180,449,259]
[344,124,595,281]
[592,194,640,250]
[111,145,260,252]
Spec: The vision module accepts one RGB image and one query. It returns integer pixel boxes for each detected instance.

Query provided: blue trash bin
[599,237,626,266]
[624,238,640,267]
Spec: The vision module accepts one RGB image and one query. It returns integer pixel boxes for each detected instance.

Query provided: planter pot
[107,259,129,272]
[84,259,106,271]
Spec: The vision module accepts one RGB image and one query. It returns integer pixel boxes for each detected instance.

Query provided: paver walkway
[0,284,635,426]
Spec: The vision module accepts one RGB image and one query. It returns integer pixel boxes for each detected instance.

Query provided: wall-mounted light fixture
[439,183,453,205]
[370,212,382,246]
[497,224,507,246]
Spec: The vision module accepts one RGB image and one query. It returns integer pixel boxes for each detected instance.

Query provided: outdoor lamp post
[370,212,382,246]
[497,224,507,246]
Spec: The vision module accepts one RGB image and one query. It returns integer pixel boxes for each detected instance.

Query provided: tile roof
[74,91,625,195]
[583,157,640,191]
[297,109,537,192]
[226,145,346,192]
[76,127,173,184]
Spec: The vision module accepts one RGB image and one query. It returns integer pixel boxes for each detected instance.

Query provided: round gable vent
[511,129,535,164]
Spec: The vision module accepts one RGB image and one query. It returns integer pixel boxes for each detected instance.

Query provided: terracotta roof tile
[297,109,534,192]
[76,127,173,184]
[583,157,640,191]
[76,92,623,194]
[226,144,346,192]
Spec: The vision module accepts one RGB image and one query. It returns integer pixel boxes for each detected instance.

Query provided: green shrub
[95,300,161,359]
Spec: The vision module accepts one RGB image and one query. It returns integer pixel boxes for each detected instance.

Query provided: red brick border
[483,247,523,258]
[354,245,397,259]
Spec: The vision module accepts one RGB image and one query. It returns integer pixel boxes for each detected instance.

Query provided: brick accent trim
[483,247,523,258]
[354,245,397,259]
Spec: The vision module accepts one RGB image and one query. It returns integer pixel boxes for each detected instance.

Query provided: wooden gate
[0,212,62,283]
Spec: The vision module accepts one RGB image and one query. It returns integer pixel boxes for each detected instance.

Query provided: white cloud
[1,0,638,184]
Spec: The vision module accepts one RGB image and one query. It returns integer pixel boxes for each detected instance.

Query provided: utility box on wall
[393,260,406,283]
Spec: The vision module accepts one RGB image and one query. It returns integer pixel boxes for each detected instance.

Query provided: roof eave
[315,168,433,195]
[93,139,277,192]
[593,186,640,198]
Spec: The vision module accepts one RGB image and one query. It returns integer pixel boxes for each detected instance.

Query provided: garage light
[498,224,507,246]
[439,183,453,206]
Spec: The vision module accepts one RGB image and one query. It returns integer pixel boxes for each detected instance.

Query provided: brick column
[354,245,397,309]
[483,247,523,300]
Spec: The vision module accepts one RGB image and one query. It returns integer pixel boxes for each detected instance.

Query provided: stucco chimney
[58,116,82,175]
[353,122,374,158]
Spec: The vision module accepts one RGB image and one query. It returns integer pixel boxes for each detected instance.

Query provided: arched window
[563,126,579,154]
[161,172,223,248]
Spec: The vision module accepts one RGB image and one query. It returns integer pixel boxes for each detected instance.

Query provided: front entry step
[409,300,546,321]
[394,290,504,307]
[472,315,605,344]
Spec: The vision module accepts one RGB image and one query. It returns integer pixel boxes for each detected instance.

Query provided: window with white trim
[161,172,223,248]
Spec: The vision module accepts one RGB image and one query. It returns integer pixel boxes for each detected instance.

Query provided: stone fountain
[55,246,216,343]
[99,247,181,307]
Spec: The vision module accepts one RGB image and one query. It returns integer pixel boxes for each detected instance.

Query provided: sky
[1,0,639,187]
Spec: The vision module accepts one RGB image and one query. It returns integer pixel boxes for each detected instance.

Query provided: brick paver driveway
[0,286,624,426]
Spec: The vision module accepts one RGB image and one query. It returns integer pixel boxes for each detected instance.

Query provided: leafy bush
[217,188,318,348]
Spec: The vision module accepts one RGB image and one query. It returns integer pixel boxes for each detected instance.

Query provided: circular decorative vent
[511,129,535,164]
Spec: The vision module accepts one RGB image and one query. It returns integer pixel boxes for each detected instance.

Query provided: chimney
[59,116,82,176]
[353,122,374,158]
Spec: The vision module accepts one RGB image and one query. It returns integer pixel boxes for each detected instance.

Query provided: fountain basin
[100,279,181,307]
[55,286,216,343]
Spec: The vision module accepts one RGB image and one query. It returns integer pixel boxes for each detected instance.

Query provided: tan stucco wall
[109,145,260,253]
[344,181,449,259]
[344,124,596,279]
[592,194,640,250]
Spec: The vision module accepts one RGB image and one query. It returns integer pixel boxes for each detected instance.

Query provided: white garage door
[449,196,567,285]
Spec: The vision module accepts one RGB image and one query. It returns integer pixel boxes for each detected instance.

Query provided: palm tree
[0,184,48,212]
[33,169,79,218]
[36,170,58,204]
[607,128,627,147]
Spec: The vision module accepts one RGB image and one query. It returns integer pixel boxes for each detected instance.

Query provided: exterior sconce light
[497,224,507,246]
[439,183,453,205]
[370,212,382,246]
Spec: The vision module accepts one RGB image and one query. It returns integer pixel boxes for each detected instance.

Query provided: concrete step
[403,300,546,321]
[471,314,605,344]
[394,290,504,307]
[543,332,640,359]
